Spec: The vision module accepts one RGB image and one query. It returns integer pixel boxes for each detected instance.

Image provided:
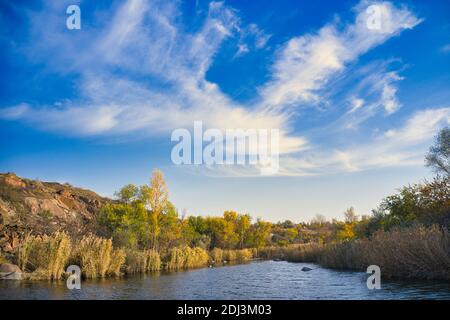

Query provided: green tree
[115,184,138,204]
[248,219,272,248]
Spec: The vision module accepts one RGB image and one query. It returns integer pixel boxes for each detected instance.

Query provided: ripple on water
[0,261,449,300]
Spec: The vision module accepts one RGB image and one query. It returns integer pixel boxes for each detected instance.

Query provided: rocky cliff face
[0,173,113,253]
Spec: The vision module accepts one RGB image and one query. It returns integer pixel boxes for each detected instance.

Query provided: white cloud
[280,107,450,176]
[348,97,365,113]
[259,1,421,110]
[2,0,432,177]
[441,44,450,54]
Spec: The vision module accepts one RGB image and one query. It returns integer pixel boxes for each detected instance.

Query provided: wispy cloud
[280,107,450,176]
[2,0,436,177]
[258,0,421,110]
[441,44,450,54]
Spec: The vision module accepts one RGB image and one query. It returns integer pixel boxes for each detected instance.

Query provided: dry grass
[18,231,72,280]
[320,225,450,280]
[255,246,285,260]
[72,234,125,278]
[256,244,321,261]
[209,248,223,264]
[282,243,323,263]
[125,249,161,274]
[166,247,209,270]
[108,248,126,276]
[236,249,253,262]
[223,249,237,262]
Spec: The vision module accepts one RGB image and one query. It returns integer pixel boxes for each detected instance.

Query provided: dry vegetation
[277,225,450,280]
[320,225,450,279]
[12,233,258,279]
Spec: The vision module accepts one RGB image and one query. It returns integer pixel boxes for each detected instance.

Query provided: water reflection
[0,261,449,300]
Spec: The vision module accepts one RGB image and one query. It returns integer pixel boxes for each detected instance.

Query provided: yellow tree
[140,169,169,249]
[236,214,251,249]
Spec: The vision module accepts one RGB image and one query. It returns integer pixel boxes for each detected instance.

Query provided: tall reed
[125,249,161,273]
[18,231,72,280]
[235,249,253,262]
[320,225,450,280]
[72,234,125,278]
[166,247,209,270]
[209,248,223,264]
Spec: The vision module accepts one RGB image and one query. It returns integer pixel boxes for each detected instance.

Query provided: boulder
[0,263,23,280]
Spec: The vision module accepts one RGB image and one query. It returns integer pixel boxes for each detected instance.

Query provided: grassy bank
[276,225,450,280]
[5,225,449,280]
[8,232,255,280]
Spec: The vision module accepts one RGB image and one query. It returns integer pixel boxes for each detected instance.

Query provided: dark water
[0,261,449,300]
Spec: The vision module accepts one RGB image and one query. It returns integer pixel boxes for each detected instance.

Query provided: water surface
[0,261,449,299]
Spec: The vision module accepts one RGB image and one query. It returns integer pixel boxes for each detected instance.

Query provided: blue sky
[1,0,449,222]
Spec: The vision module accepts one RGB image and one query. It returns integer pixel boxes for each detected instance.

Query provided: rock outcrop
[0,173,114,253]
[0,263,23,280]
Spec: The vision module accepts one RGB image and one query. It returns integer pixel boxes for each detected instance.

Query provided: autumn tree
[115,184,138,204]
[139,169,169,249]
[248,219,272,248]
[236,213,251,249]
[344,207,359,223]
[426,127,450,176]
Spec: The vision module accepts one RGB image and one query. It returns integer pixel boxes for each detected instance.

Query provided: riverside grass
[13,225,448,281]
[18,231,72,280]
[277,225,450,280]
[319,225,450,280]
[13,232,255,280]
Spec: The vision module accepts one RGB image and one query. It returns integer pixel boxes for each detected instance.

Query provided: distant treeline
[2,128,449,280]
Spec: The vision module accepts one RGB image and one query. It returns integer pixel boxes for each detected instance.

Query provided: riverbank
[1,232,255,280]
[2,260,450,300]
[2,224,449,281]
[258,225,450,280]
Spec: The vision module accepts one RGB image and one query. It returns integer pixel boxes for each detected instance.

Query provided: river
[0,261,449,299]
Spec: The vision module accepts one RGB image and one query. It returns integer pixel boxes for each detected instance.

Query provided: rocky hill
[0,173,114,253]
